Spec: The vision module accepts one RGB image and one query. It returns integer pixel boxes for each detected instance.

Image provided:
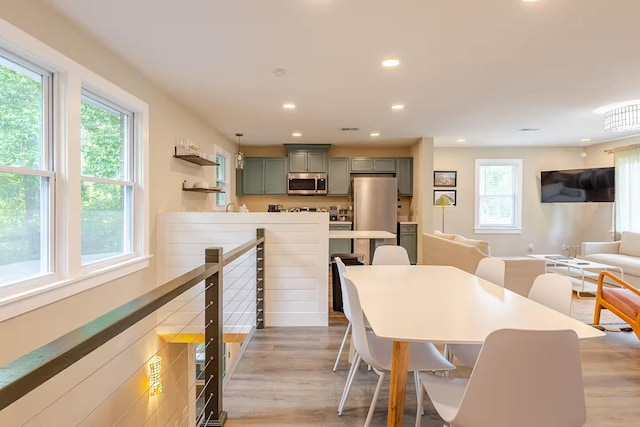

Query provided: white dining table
[344,264,605,427]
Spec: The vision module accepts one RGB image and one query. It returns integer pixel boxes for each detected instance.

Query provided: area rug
[570,294,632,332]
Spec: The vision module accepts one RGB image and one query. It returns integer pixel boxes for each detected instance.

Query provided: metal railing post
[256,228,265,329]
[202,247,226,426]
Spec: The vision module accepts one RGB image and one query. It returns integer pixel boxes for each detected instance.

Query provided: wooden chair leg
[593,300,602,325]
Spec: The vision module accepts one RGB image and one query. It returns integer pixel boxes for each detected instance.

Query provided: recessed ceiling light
[292,132,302,137]
[283,103,296,110]
[456,138,466,143]
[391,104,405,110]
[580,138,591,142]
[370,132,381,137]
[522,0,539,3]
[382,58,400,68]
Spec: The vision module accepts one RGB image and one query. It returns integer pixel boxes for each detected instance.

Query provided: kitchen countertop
[399,221,418,225]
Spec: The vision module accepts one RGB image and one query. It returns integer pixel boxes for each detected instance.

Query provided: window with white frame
[80,92,135,265]
[214,146,230,209]
[0,51,53,286]
[475,159,523,234]
[0,20,149,311]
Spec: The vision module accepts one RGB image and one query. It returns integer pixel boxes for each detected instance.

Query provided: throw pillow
[452,234,491,256]
[619,231,640,257]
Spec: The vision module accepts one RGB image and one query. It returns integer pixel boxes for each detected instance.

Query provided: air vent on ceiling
[340,127,360,131]
[517,128,540,132]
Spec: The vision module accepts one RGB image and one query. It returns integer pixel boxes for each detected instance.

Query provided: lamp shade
[435,194,454,207]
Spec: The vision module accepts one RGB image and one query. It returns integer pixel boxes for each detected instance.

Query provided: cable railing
[0,229,265,426]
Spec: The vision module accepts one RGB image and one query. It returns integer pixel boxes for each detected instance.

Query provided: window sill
[474,227,523,235]
[0,255,151,322]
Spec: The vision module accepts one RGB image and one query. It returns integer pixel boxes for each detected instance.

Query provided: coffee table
[529,254,624,295]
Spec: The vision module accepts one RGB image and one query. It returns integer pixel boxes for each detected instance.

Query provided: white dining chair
[333,257,352,372]
[416,329,586,427]
[372,245,411,265]
[341,276,455,425]
[446,256,506,367]
[474,256,506,287]
[527,273,573,316]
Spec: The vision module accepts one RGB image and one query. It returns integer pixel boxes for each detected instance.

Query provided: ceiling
[43,0,640,147]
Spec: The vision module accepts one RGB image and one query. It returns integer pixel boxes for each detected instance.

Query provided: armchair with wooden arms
[594,271,640,339]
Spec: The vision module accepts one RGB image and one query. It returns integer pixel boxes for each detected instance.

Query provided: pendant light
[235,132,245,170]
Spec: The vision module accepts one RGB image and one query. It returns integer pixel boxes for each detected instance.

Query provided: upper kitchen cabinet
[396,157,413,196]
[328,158,350,195]
[350,157,396,173]
[285,144,331,173]
[240,157,287,195]
[288,150,326,173]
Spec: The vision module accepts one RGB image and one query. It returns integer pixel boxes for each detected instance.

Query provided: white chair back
[341,276,385,371]
[334,257,352,322]
[372,245,411,265]
[475,257,506,287]
[528,273,573,316]
[455,329,586,427]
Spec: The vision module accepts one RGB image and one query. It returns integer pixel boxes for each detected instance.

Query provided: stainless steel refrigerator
[353,176,398,259]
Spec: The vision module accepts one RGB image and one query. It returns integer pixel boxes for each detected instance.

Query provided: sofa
[582,231,640,288]
[422,232,546,296]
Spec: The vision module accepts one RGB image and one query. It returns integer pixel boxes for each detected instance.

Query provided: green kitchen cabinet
[350,157,396,173]
[399,223,418,265]
[396,157,413,196]
[329,222,352,261]
[288,150,326,173]
[240,157,287,195]
[328,158,350,195]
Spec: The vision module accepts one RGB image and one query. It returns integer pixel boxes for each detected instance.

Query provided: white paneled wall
[157,213,329,327]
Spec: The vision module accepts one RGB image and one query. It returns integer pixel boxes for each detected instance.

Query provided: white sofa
[422,232,545,296]
[582,231,640,288]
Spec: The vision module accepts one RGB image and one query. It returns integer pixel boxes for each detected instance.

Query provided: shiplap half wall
[157,212,329,328]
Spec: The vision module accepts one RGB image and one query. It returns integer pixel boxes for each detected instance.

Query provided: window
[80,93,134,264]
[214,147,230,209]
[0,51,53,286]
[475,159,523,234]
[0,19,149,314]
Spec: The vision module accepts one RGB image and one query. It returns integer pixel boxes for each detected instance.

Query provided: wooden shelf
[182,187,224,193]
[173,154,218,166]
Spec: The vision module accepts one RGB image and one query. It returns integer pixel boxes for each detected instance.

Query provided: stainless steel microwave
[288,173,328,195]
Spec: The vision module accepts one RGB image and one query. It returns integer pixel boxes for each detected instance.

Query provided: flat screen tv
[540,167,615,203]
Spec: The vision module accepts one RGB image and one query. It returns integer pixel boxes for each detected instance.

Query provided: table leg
[387,340,409,427]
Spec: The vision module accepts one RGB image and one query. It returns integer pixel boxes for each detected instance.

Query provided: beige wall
[0,0,224,422]
[431,144,621,256]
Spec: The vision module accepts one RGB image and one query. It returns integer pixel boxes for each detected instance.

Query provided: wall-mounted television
[540,167,615,203]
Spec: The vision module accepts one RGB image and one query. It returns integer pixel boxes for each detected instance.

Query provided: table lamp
[434,194,454,233]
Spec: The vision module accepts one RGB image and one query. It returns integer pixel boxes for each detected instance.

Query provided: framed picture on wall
[433,190,457,206]
[434,171,457,187]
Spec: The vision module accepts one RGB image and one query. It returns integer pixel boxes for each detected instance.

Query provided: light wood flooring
[223,314,640,426]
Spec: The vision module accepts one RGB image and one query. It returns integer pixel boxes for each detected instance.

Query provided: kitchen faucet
[225,203,238,212]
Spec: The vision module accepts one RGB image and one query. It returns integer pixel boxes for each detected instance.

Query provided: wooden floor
[223,310,640,426]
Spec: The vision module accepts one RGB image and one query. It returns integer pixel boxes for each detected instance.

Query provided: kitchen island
[157,212,329,327]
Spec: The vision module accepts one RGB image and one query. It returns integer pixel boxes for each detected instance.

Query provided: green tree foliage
[0,63,42,265]
[80,98,127,256]
[0,61,126,267]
